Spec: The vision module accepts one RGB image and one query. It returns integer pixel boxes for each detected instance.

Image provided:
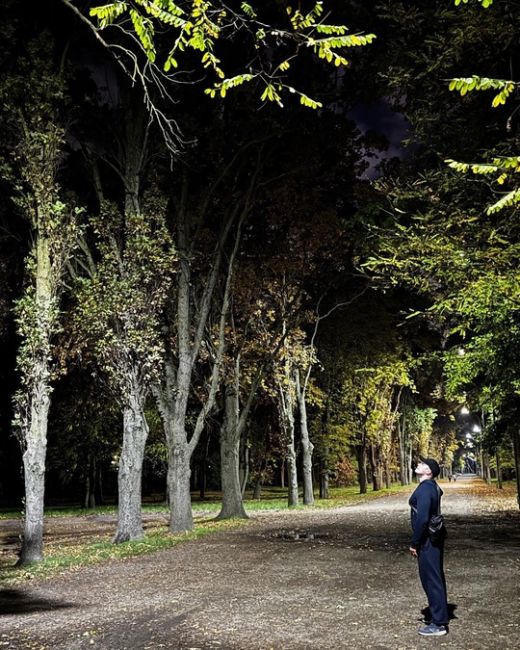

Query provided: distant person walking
[409,457,448,637]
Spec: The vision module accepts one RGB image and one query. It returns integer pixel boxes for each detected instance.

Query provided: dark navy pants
[418,538,448,626]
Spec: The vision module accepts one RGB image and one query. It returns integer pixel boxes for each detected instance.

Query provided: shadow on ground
[0,588,75,615]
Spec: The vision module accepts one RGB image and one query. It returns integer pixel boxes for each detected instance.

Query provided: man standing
[409,456,448,637]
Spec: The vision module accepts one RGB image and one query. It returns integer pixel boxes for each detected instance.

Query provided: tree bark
[369,444,382,491]
[384,460,391,489]
[278,383,299,507]
[253,476,263,500]
[19,235,53,566]
[495,448,503,489]
[19,361,51,565]
[295,369,314,505]
[168,433,193,533]
[397,414,410,485]
[84,454,96,508]
[217,382,248,519]
[355,444,367,494]
[240,438,250,498]
[482,452,492,484]
[199,432,210,501]
[157,192,243,532]
[114,380,149,543]
[319,460,330,499]
[512,430,520,509]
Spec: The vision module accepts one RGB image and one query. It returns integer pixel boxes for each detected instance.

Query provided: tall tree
[0,35,82,563]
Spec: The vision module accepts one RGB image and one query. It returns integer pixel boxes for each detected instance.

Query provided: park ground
[0,477,519,650]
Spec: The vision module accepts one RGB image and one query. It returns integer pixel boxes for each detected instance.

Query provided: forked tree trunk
[114,381,149,543]
[156,192,244,533]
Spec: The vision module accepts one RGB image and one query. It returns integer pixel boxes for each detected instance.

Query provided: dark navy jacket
[409,479,442,549]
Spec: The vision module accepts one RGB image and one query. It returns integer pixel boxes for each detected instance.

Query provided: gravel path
[1,477,519,650]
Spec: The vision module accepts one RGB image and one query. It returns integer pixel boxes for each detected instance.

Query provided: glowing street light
[460,406,470,415]
[472,424,481,433]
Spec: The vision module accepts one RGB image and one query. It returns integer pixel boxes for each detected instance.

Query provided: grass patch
[0,483,414,585]
[0,483,413,520]
[0,517,244,585]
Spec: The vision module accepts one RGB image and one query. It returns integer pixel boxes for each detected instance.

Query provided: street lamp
[460,406,470,415]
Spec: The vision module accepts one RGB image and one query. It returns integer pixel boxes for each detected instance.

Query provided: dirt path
[1,477,519,650]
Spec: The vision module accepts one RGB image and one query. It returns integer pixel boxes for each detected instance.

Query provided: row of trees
[366,0,520,505]
[1,0,519,566]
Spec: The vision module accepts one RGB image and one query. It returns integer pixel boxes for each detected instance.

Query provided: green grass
[0,483,413,585]
[0,483,411,520]
[0,517,244,585]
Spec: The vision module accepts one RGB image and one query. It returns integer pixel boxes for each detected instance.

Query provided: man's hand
[409,547,418,558]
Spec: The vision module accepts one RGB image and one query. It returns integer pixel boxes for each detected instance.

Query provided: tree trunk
[284,391,299,507]
[96,462,104,506]
[217,383,248,519]
[240,438,250,498]
[19,235,53,566]
[495,448,503,489]
[482,452,492,484]
[355,444,367,494]
[512,430,520,509]
[287,437,298,507]
[157,197,239,532]
[253,477,263,500]
[114,382,149,543]
[384,461,391,489]
[280,459,285,488]
[84,454,97,509]
[320,462,330,499]
[369,444,382,491]
[199,432,210,501]
[278,378,298,507]
[397,414,410,485]
[296,370,314,506]
[19,362,51,565]
[168,431,193,533]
